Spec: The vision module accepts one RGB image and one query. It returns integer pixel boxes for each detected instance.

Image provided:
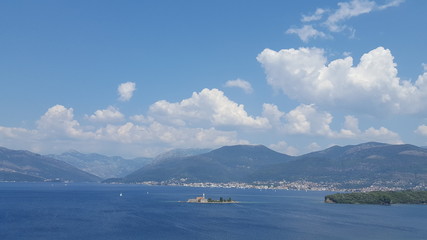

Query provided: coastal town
[130,179,427,192]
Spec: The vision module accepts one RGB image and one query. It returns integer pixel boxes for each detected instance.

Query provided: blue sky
[1,0,426,157]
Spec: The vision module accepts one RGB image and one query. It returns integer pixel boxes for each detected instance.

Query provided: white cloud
[263,104,334,135]
[118,82,136,102]
[130,114,153,124]
[224,78,253,94]
[284,104,334,136]
[302,8,327,22]
[339,115,401,143]
[339,115,361,137]
[363,127,402,144]
[262,103,285,128]
[306,142,322,152]
[36,105,88,138]
[415,125,427,136]
[288,0,404,41]
[257,46,427,115]
[261,103,402,144]
[286,25,330,42]
[149,88,270,129]
[325,0,376,32]
[87,106,125,123]
[93,121,247,151]
[269,141,299,156]
[0,104,250,157]
[377,0,405,10]
[263,103,336,136]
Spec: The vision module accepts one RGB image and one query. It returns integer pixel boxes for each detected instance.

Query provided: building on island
[187,193,208,203]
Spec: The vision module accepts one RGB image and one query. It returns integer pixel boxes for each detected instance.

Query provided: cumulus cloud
[339,115,361,137]
[363,127,402,144]
[257,46,427,115]
[36,105,88,138]
[284,104,334,136]
[224,79,253,94]
[286,25,330,42]
[130,114,153,124]
[269,141,299,156]
[118,82,136,102]
[149,88,270,129]
[262,103,402,143]
[87,106,125,122]
[0,104,250,157]
[262,103,285,129]
[415,125,427,136]
[287,0,404,41]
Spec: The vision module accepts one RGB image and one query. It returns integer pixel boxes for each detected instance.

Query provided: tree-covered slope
[325,191,427,204]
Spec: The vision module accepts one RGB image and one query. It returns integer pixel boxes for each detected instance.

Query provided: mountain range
[0,147,100,182]
[2,142,427,190]
[124,145,292,183]
[123,142,427,189]
[250,142,427,188]
[48,151,151,179]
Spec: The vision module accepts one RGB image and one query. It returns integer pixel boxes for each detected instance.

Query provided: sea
[0,183,426,240]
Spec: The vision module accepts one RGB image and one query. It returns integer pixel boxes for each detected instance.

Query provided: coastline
[112,180,426,193]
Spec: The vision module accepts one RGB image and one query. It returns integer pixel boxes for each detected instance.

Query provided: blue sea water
[0,183,426,240]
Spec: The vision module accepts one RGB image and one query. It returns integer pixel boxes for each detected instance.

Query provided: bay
[0,183,426,240]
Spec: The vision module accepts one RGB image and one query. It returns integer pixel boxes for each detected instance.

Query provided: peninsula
[186,194,238,203]
[325,190,427,205]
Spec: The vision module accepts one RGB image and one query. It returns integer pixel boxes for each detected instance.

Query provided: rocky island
[325,190,427,205]
[186,194,238,203]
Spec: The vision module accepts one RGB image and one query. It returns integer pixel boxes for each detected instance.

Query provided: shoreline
[112,181,426,193]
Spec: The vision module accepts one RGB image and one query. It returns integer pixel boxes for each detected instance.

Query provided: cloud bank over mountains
[0,50,409,158]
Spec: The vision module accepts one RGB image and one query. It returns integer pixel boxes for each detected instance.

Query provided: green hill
[325,191,427,205]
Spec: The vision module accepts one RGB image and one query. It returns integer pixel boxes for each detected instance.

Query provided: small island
[187,194,238,203]
[325,190,427,205]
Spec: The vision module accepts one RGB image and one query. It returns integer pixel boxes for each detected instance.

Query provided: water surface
[0,183,426,240]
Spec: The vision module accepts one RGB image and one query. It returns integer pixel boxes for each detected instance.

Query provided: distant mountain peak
[154,148,211,161]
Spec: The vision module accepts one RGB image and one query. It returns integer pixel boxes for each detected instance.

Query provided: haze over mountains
[1,142,427,190]
[48,151,151,179]
[0,147,100,182]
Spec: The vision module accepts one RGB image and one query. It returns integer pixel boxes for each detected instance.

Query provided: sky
[1,0,427,158]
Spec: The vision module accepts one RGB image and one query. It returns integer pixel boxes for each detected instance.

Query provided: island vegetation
[207,197,234,203]
[186,194,238,203]
[325,190,427,205]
